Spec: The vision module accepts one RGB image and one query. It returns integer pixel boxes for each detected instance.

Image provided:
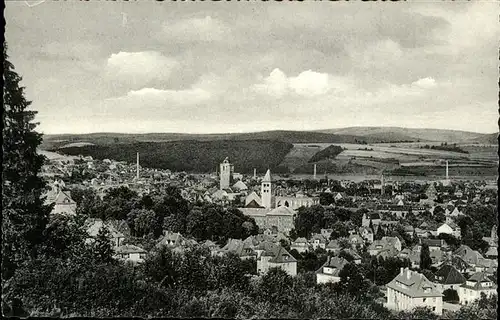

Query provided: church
[238,169,318,235]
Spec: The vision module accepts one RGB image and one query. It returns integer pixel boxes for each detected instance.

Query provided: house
[431,264,466,292]
[382,236,402,251]
[437,222,461,239]
[232,180,248,192]
[85,218,125,248]
[316,256,348,284]
[417,239,447,252]
[220,239,257,260]
[290,237,309,253]
[320,228,333,239]
[339,249,362,264]
[310,234,328,250]
[484,246,498,259]
[386,267,443,315]
[46,188,77,216]
[458,272,497,305]
[326,240,342,254]
[454,245,484,267]
[482,225,498,247]
[157,231,189,249]
[257,244,297,276]
[114,244,147,263]
[359,226,374,243]
[362,212,381,227]
[348,234,365,248]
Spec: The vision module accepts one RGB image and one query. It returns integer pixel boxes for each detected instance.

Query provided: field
[45,128,497,177]
[280,142,497,176]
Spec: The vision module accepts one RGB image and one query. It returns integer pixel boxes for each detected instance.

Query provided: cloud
[411,77,437,89]
[288,70,331,97]
[253,68,349,98]
[161,16,231,42]
[125,87,212,106]
[105,51,178,84]
[252,68,288,98]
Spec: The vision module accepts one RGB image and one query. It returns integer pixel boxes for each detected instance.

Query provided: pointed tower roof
[263,169,272,182]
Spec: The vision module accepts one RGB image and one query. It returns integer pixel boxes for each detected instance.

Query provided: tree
[338,238,351,250]
[93,226,114,262]
[132,209,157,238]
[330,221,349,239]
[2,43,52,281]
[257,267,294,305]
[442,288,459,303]
[419,243,432,271]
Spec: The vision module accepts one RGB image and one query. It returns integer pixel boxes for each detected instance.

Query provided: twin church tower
[219,157,274,209]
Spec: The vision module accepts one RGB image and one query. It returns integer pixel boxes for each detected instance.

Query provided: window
[423,298,426,302]
[433,307,436,311]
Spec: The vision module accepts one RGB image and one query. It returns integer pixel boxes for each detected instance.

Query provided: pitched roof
[245,191,263,207]
[316,256,348,275]
[326,240,341,249]
[268,246,296,263]
[115,244,147,254]
[461,272,498,290]
[422,239,445,248]
[86,219,125,239]
[232,180,248,191]
[262,169,272,182]
[387,268,443,298]
[54,190,76,205]
[433,264,466,285]
[293,237,308,244]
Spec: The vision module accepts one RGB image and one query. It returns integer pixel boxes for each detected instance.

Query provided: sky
[5,0,499,134]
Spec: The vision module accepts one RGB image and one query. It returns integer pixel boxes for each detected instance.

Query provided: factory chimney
[381,174,385,195]
[136,152,140,180]
[446,160,449,180]
[313,164,317,180]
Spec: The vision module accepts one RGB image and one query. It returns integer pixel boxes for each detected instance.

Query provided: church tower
[261,169,274,209]
[219,157,234,190]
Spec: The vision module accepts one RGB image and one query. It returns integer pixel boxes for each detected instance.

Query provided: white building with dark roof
[257,244,297,276]
[386,267,443,315]
[316,256,348,284]
[458,272,497,305]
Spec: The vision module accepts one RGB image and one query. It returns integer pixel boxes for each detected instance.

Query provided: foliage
[442,288,460,303]
[308,144,344,163]
[451,293,497,320]
[2,43,52,281]
[394,306,439,320]
[93,226,114,263]
[420,243,433,271]
[56,139,294,173]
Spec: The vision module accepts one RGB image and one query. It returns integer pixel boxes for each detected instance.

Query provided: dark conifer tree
[2,43,51,280]
[419,243,433,271]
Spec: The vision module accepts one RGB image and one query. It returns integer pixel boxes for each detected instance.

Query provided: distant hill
[41,130,393,150]
[468,133,498,144]
[316,126,495,143]
[54,140,294,174]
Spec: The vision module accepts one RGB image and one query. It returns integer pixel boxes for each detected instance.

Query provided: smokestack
[400,267,404,275]
[313,164,317,180]
[254,168,256,179]
[136,152,140,180]
[446,160,449,180]
[381,174,385,195]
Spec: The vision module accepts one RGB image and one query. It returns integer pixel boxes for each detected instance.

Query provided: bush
[443,288,460,303]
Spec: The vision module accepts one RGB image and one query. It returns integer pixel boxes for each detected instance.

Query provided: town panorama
[2,1,498,319]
